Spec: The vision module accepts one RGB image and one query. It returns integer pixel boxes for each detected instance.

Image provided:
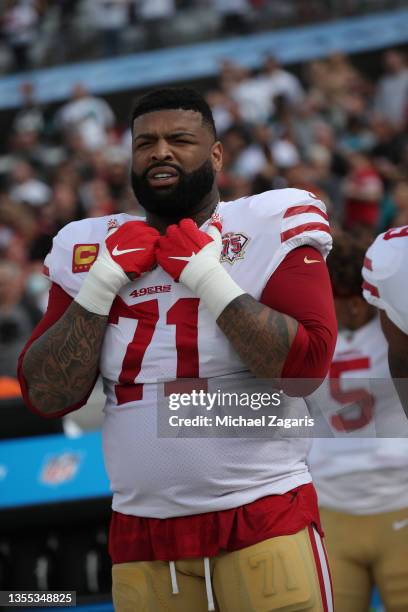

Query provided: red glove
[75,220,160,316]
[156,218,218,282]
[105,220,160,277]
[156,215,245,319]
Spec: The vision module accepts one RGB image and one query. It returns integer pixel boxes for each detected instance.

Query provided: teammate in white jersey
[308,233,408,612]
[362,225,408,415]
[18,88,337,611]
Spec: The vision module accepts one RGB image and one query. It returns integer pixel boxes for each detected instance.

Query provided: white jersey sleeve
[274,188,332,258]
[44,214,137,298]
[362,226,408,334]
[247,188,332,287]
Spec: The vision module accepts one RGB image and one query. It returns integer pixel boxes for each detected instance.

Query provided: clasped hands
[105,217,223,289]
[75,216,244,319]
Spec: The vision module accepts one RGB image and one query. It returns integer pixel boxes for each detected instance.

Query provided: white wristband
[74,251,128,316]
[181,258,245,319]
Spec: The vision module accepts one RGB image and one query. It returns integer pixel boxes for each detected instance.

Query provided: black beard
[131,159,215,219]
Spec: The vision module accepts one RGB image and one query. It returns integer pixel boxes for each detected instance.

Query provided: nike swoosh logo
[393,518,408,531]
[112,246,145,256]
[168,253,195,262]
[304,256,320,264]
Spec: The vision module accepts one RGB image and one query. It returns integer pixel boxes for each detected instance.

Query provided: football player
[308,233,408,612]
[18,88,337,611]
[362,225,408,415]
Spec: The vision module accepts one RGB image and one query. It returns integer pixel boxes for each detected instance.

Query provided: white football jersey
[45,188,332,518]
[362,225,408,334]
[308,316,408,514]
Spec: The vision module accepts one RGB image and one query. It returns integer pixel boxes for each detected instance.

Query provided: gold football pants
[112,526,333,611]
[320,506,408,612]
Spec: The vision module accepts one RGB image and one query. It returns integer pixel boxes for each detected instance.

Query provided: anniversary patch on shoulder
[221,232,250,264]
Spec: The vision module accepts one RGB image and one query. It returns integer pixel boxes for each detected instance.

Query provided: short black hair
[327,232,369,298]
[131,87,217,139]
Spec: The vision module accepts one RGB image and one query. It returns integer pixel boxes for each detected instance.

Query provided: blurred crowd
[0,47,407,383]
[0,0,404,72]
[214,50,408,229]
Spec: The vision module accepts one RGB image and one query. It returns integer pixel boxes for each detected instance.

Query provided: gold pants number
[112,526,333,612]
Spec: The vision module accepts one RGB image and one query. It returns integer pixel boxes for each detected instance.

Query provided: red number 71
[108,297,200,405]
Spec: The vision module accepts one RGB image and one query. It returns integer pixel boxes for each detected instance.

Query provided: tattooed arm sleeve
[18,283,107,416]
[217,247,337,384]
[217,294,298,379]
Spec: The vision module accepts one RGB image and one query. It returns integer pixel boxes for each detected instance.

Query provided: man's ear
[211,141,223,173]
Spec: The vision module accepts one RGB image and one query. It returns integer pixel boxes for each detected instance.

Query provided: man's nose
[150,139,173,161]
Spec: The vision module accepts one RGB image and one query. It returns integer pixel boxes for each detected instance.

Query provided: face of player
[334,296,374,331]
[131,109,222,219]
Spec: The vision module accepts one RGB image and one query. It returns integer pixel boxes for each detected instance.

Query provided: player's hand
[105,221,160,277]
[75,221,160,316]
[156,215,245,319]
[156,217,223,289]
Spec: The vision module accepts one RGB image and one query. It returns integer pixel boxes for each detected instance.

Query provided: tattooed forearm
[216,294,298,378]
[22,302,108,414]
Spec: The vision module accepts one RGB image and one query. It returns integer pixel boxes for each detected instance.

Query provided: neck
[145,185,220,234]
[351,306,377,331]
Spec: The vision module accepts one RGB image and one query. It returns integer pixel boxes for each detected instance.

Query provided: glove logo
[221,232,250,264]
[72,243,99,273]
[112,245,145,256]
[168,252,195,262]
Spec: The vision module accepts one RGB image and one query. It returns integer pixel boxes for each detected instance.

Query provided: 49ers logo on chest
[221,232,250,264]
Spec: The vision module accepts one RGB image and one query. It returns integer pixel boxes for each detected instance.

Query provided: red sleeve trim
[281,223,331,243]
[362,280,379,298]
[17,282,99,419]
[260,246,337,392]
[284,205,329,221]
